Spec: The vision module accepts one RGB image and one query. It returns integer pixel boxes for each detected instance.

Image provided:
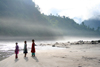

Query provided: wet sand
[0,51,14,61]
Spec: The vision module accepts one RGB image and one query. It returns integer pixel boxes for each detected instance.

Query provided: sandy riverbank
[0,43,100,67]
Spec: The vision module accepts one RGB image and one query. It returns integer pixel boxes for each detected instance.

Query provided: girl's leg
[16,54,18,58]
[33,53,35,57]
[15,54,18,59]
[25,53,27,57]
[32,53,35,57]
[32,53,33,56]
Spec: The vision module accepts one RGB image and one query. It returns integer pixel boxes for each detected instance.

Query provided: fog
[0,0,100,41]
[0,17,63,40]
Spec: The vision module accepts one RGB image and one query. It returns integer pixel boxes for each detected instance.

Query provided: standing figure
[23,41,28,57]
[31,39,35,57]
[15,42,19,59]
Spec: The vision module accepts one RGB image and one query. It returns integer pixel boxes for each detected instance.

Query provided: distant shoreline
[0,36,100,42]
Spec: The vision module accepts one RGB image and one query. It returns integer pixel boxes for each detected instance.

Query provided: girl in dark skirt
[23,41,28,57]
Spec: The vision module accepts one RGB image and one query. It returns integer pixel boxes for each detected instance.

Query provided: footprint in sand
[61,57,66,58]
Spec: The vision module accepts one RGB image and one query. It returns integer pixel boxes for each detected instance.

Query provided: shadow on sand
[15,59,19,62]
[24,57,28,61]
[32,56,39,62]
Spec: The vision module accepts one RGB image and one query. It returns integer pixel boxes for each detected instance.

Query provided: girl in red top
[31,39,35,57]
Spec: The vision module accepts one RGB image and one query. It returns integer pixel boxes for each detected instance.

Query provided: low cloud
[33,0,100,23]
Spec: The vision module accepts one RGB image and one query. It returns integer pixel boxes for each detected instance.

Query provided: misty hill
[44,15,100,37]
[0,0,58,39]
[83,18,100,30]
[0,0,100,40]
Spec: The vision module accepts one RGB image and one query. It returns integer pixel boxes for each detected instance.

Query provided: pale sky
[32,0,100,24]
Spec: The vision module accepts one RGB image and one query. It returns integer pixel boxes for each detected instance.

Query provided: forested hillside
[0,0,56,38]
[44,15,100,37]
[0,0,100,40]
[83,18,100,30]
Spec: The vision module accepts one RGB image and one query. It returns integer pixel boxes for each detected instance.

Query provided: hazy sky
[32,0,100,24]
